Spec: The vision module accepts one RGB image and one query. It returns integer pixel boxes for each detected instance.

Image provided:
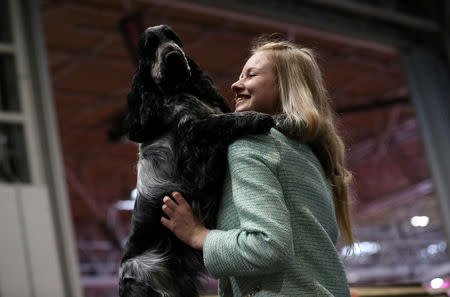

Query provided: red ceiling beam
[354,179,434,219]
[138,0,398,56]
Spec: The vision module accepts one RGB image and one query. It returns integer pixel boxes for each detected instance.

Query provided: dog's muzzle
[160,48,190,90]
[165,50,188,71]
[150,40,191,92]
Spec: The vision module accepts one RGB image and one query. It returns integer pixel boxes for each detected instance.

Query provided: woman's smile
[235,95,250,106]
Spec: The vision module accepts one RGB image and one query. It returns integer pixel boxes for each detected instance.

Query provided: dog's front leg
[190,112,275,143]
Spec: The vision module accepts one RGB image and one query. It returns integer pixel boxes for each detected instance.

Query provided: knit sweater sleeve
[203,134,295,277]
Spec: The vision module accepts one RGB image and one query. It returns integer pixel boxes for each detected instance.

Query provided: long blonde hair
[252,40,354,246]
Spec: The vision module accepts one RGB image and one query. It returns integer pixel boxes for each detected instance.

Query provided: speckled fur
[119,25,274,297]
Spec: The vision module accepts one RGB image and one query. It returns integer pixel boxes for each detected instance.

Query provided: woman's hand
[161,192,210,250]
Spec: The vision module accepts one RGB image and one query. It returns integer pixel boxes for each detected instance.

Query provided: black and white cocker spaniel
[118,25,274,297]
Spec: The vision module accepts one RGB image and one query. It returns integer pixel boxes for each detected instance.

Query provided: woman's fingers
[162,204,174,217]
[162,193,188,218]
[172,192,187,206]
[160,216,172,229]
[163,195,177,211]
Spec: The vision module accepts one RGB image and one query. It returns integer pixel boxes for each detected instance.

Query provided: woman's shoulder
[231,126,309,149]
[229,128,281,154]
[227,128,283,167]
[229,127,318,166]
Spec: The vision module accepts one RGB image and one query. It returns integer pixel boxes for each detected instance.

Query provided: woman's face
[231,51,280,115]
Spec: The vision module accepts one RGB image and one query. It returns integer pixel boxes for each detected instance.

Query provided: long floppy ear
[126,86,145,142]
[126,69,151,143]
[127,86,162,143]
[161,25,183,48]
[186,56,230,112]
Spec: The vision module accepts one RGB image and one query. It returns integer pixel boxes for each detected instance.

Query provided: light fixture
[430,278,444,289]
[131,188,138,200]
[114,188,138,210]
[410,215,429,227]
[115,200,135,210]
[341,241,380,257]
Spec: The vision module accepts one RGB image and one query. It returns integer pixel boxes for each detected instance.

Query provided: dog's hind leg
[119,249,185,297]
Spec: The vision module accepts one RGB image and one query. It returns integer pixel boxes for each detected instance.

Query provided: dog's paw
[252,113,275,132]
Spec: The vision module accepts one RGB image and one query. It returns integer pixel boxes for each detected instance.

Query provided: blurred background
[1,0,449,296]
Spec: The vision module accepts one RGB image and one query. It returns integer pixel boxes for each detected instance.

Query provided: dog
[119,25,275,297]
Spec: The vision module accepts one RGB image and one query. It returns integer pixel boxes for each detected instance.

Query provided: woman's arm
[161,135,295,277]
[203,140,294,277]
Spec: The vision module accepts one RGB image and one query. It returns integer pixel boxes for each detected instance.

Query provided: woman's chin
[234,101,250,112]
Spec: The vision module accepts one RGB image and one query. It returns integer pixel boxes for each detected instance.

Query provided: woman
[161,40,354,296]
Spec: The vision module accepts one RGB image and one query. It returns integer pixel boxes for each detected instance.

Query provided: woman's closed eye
[239,73,256,80]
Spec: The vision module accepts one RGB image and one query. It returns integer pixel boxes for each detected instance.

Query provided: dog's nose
[165,50,181,62]
[165,50,185,70]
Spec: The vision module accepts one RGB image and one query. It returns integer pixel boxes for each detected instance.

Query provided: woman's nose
[231,79,244,93]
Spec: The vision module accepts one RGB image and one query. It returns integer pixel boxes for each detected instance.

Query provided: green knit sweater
[203,128,351,297]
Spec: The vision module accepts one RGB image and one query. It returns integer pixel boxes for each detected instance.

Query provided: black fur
[119,25,274,297]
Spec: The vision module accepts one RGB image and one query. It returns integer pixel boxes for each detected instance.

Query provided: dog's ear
[186,55,204,81]
[186,55,217,92]
[126,75,150,143]
[161,25,182,48]
[186,55,231,112]
[126,86,145,142]
[127,87,162,143]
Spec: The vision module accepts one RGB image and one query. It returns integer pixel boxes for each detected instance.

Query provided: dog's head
[138,25,190,93]
[127,25,192,142]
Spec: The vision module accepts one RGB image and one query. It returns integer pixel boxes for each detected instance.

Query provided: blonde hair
[252,40,354,246]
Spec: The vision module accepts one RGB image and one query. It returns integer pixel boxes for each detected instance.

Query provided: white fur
[120,250,176,297]
[137,137,182,198]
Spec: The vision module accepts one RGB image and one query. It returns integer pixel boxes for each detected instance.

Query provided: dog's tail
[119,249,176,297]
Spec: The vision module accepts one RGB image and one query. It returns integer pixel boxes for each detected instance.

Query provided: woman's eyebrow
[239,67,255,78]
[239,66,261,78]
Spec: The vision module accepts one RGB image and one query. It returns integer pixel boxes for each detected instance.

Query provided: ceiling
[39,0,449,294]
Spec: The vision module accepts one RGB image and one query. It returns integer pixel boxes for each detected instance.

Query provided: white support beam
[401,48,450,256]
[0,42,14,53]
[18,0,83,296]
